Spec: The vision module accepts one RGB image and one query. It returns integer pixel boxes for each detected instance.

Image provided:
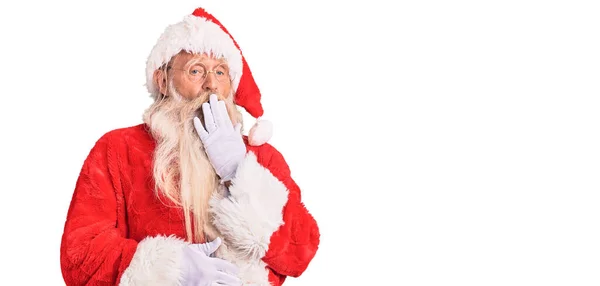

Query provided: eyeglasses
[167,63,231,83]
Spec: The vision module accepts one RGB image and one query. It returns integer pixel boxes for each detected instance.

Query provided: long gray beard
[142,87,242,242]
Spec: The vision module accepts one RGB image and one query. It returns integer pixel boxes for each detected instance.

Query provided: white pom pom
[248,119,273,146]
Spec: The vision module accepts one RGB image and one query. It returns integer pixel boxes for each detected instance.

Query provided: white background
[1,0,599,285]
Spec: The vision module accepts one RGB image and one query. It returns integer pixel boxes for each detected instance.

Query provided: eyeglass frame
[164,62,233,84]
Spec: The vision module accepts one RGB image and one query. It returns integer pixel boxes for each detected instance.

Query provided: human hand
[181,237,242,286]
[193,94,247,182]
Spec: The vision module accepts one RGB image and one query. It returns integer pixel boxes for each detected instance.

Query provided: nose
[202,72,219,93]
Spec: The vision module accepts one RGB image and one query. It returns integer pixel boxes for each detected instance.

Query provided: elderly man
[60,7,320,286]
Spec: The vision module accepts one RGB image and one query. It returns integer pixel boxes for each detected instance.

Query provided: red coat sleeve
[60,133,139,285]
[61,133,189,286]
[209,143,320,285]
[259,146,320,278]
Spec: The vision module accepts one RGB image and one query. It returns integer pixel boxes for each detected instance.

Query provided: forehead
[172,51,227,67]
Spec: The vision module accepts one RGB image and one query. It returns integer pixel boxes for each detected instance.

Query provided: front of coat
[60,124,320,285]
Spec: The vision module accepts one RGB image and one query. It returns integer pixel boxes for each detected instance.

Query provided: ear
[153,69,167,96]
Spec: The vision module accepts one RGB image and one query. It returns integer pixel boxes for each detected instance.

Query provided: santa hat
[145,7,272,146]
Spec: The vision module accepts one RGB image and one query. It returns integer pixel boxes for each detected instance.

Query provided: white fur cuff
[210,152,289,260]
[119,235,187,286]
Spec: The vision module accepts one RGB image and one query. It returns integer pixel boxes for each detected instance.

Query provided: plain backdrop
[1,0,599,285]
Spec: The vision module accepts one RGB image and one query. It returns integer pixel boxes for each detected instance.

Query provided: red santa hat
[145,7,272,146]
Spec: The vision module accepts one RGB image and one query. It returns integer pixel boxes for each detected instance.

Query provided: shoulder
[94,123,153,148]
[98,123,151,142]
[87,124,154,158]
[244,137,291,178]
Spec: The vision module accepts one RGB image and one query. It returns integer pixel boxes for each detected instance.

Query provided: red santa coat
[60,124,320,285]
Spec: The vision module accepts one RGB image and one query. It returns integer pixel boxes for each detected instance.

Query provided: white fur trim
[238,261,272,286]
[209,151,288,261]
[248,119,273,146]
[212,241,273,286]
[146,15,243,97]
[119,235,187,286]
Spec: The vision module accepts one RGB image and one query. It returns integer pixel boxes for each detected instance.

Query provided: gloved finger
[191,237,221,255]
[203,237,222,255]
[215,271,243,286]
[211,257,239,275]
[193,117,209,142]
[202,102,217,133]
[209,94,222,127]
[217,100,232,129]
[201,102,217,133]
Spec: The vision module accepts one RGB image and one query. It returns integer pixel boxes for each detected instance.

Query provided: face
[155,51,233,101]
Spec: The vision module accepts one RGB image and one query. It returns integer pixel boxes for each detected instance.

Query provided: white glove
[181,237,242,286]
[193,94,246,182]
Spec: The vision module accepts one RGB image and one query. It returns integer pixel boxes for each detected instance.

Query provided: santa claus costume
[60,7,320,286]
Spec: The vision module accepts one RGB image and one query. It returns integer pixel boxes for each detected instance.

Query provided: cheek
[173,76,201,99]
[220,81,232,97]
